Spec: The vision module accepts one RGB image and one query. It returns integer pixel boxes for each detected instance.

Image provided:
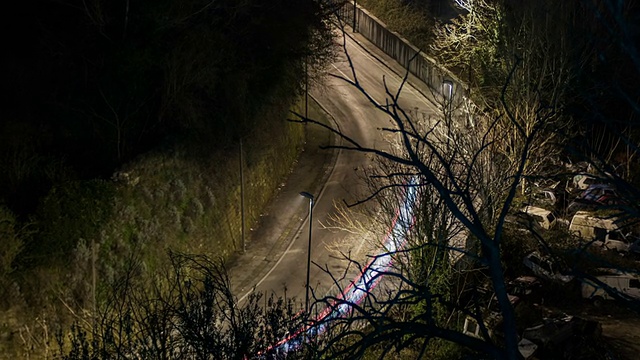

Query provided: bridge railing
[333,1,469,110]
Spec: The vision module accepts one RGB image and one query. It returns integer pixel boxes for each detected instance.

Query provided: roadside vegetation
[55,252,309,360]
[297,1,640,359]
[0,0,337,357]
[4,0,639,359]
[354,0,435,50]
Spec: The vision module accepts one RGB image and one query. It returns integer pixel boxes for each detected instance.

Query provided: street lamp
[442,79,454,117]
[299,191,314,315]
[353,0,357,33]
[442,80,453,103]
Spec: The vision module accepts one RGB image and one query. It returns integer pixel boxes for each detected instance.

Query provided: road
[226,26,640,360]
[228,30,440,312]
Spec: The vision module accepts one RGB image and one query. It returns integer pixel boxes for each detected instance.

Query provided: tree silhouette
[293,1,640,358]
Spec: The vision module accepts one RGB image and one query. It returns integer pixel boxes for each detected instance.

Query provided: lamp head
[299,191,314,203]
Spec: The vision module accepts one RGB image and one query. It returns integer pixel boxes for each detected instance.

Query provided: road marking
[330,37,435,115]
[237,96,344,306]
[237,217,305,304]
[330,63,383,107]
[344,36,425,101]
[330,63,353,82]
[238,32,434,307]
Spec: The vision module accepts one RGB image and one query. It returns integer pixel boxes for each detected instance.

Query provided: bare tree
[56,252,307,360]
[291,1,640,357]
[433,0,583,194]
[291,27,543,358]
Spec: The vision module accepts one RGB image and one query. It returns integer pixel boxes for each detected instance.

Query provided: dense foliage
[355,0,434,49]
[56,252,307,360]
[305,1,640,359]
[0,0,336,356]
[2,0,330,215]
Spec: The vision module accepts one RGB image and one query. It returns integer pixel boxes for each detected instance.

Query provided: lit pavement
[227,28,439,312]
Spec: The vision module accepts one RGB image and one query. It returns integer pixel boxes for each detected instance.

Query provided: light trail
[262,178,419,357]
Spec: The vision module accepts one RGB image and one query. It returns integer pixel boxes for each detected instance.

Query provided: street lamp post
[443,80,453,104]
[299,191,314,315]
[240,138,246,253]
[353,0,357,33]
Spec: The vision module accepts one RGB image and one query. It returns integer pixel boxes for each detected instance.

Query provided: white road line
[330,63,383,107]
[237,216,305,304]
[344,37,424,101]
[239,31,432,306]
[237,95,344,305]
[331,40,430,112]
[330,63,353,83]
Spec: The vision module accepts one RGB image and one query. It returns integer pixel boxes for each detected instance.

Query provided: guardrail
[265,178,420,356]
[335,1,468,108]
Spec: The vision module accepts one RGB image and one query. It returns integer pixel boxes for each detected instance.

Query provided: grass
[0,94,326,359]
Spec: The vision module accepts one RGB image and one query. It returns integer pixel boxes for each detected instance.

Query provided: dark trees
[1,0,334,215]
[296,1,640,359]
[0,1,337,356]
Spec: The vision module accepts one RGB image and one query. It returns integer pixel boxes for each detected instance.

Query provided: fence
[334,1,468,107]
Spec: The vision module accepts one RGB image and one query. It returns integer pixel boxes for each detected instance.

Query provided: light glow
[263,178,419,356]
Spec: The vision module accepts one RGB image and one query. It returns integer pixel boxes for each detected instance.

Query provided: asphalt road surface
[227,29,439,312]
[225,27,640,360]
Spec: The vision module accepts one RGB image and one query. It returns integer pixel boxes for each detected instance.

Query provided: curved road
[230,30,439,311]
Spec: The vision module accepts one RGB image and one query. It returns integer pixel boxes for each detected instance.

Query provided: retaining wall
[335,1,468,106]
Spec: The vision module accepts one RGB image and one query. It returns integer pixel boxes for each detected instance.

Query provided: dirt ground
[580,304,640,360]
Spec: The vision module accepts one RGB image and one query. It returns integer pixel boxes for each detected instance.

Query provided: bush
[357,0,434,50]
[31,180,115,267]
